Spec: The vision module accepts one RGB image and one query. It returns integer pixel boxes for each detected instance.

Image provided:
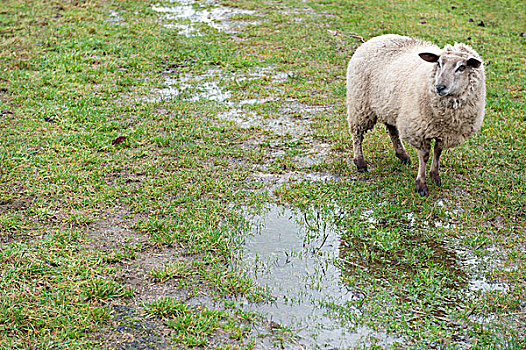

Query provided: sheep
[346,34,486,196]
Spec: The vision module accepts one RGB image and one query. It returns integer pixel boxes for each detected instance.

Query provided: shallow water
[360,203,510,301]
[217,107,310,136]
[149,70,231,103]
[152,0,257,36]
[108,10,124,24]
[241,204,401,349]
[217,98,331,137]
[456,246,509,294]
[149,66,330,138]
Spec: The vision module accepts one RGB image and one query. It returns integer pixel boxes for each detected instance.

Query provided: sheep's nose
[436,85,447,96]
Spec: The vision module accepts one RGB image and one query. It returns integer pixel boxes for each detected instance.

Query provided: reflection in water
[240,202,502,348]
[241,205,401,349]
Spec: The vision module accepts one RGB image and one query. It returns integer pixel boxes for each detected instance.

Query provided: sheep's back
[347,35,439,124]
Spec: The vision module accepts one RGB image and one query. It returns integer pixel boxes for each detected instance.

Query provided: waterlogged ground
[240,204,402,349]
[0,0,525,349]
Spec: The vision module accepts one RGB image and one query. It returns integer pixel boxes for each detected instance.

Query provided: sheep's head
[418,50,482,98]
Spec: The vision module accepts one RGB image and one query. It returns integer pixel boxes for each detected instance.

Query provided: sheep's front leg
[429,141,443,186]
[415,142,431,196]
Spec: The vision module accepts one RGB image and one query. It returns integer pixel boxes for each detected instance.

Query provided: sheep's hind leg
[429,141,443,186]
[385,124,411,165]
[348,110,376,172]
[352,131,368,172]
[415,142,431,196]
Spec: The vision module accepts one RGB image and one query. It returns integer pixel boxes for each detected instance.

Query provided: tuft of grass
[146,297,235,347]
[149,260,194,282]
[81,278,131,301]
[145,297,189,318]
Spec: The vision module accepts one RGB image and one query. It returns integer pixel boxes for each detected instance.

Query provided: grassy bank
[0,0,524,348]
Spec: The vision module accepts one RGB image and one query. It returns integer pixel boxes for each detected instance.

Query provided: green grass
[0,0,525,348]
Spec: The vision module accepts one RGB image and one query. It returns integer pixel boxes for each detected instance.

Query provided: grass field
[0,0,524,348]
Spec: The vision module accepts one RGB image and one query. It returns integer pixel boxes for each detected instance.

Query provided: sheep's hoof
[396,153,411,165]
[415,180,429,197]
[429,171,441,186]
[354,158,368,172]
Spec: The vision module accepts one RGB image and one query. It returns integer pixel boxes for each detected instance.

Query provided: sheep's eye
[457,65,466,72]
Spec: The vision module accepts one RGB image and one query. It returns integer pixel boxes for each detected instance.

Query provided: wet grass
[1,0,525,348]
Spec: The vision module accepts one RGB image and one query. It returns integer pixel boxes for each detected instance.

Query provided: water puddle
[468,276,509,293]
[108,10,125,24]
[147,67,331,139]
[361,200,457,230]
[216,99,331,137]
[456,246,509,295]
[152,0,258,36]
[361,204,508,293]
[151,66,290,103]
[161,78,230,102]
[291,141,333,168]
[146,69,231,102]
[240,204,401,349]
[238,203,511,348]
[434,200,509,295]
[217,105,310,136]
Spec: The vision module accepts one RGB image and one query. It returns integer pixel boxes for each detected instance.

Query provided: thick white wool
[346,34,486,150]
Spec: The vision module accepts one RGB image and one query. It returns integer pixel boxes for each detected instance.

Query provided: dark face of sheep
[419,52,482,97]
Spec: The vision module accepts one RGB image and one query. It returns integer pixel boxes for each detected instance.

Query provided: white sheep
[346,34,486,196]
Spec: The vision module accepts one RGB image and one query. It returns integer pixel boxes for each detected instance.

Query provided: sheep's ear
[467,57,482,68]
[419,52,440,63]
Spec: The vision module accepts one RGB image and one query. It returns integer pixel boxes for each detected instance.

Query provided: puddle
[240,204,401,349]
[238,97,278,106]
[176,80,230,102]
[147,67,331,139]
[152,0,258,36]
[108,10,125,24]
[150,65,290,104]
[147,69,231,103]
[291,141,333,168]
[360,205,508,296]
[217,106,310,136]
[217,99,331,136]
[456,246,509,295]
[468,276,509,293]
[361,203,456,230]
